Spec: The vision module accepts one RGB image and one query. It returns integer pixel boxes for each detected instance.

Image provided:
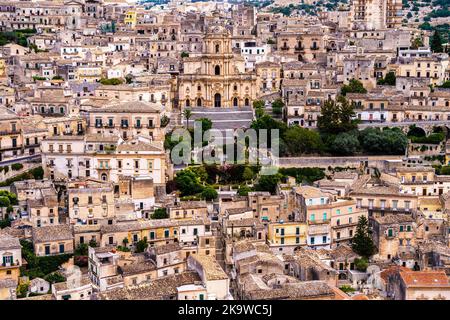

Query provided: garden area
[0,166,44,187]
[17,240,70,297]
[0,29,36,47]
[167,164,327,197]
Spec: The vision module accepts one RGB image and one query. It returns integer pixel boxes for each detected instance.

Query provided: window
[322,212,327,221]
[214,65,220,75]
[400,225,404,232]
[322,236,327,243]
[164,230,170,238]
[150,231,155,240]
[310,237,315,244]
[310,214,315,221]
[348,207,352,213]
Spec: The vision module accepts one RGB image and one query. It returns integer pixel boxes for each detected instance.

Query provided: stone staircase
[184,107,254,131]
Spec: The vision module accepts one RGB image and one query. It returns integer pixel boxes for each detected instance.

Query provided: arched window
[214,65,220,76]
[185,100,190,107]
[197,98,202,107]
[215,44,220,53]
[214,93,221,108]
[101,173,107,181]
[244,98,249,107]
[233,97,238,107]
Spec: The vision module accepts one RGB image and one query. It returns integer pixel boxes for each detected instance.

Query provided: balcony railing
[280,46,290,51]
[0,129,21,136]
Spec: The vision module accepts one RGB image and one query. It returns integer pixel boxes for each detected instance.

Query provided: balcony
[95,123,103,128]
[310,46,320,50]
[96,166,111,170]
[134,124,142,129]
[308,219,331,225]
[333,222,358,229]
[120,124,129,129]
[294,46,304,52]
[280,46,290,51]
[104,123,114,128]
[0,129,21,136]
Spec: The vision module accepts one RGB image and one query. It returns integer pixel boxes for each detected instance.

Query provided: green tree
[89,239,98,248]
[253,100,265,118]
[161,115,170,127]
[377,71,396,86]
[44,272,65,284]
[237,185,252,196]
[0,196,11,208]
[197,118,212,133]
[242,167,255,181]
[181,51,189,58]
[183,108,192,129]
[0,217,11,229]
[175,169,204,196]
[255,174,282,194]
[135,238,148,253]
[329,132,360,155]
[354,257,369,271]
[74,243,88,256]
[283,126,324,155]
[341,79,367,96]
[431,30,444,53]
[411,36,424,49]
[122,238,129,246]
[317,96,357,135]
[359,128,408,155]
[271,99,284,115]
[351,215,375,258]
[201,186,218,201]
[151,208,168,219]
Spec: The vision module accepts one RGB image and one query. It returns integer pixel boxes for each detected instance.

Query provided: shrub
[410,133,445,144]
[354,257,369,272]
[201,186,218,201]
[161,115,170,127]
[151,208,168,219]
[237,185,252,196]
[44,272,65,284]
[11,163,23,171]
[135,238,148,253]
[99,78,123,85]
[339,285,356,293]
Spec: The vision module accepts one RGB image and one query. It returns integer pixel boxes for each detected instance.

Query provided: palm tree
[183,108,192,129]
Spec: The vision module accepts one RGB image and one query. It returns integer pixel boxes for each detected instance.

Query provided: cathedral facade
[178,26,257,109]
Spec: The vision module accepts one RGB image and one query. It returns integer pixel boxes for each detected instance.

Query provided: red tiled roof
[400,271,449,287]
[380,266,410,282]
